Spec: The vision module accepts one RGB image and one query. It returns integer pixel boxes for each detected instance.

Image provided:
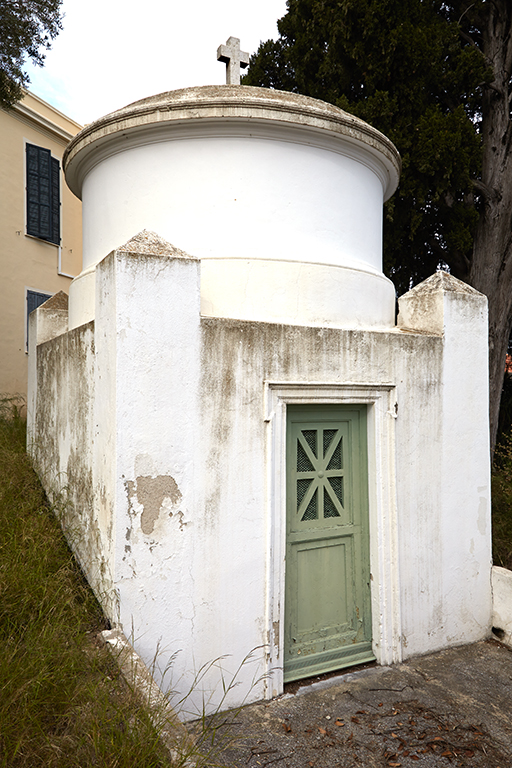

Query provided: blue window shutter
[27,290,52,348]
[51,157,60,245]
[26,144,60,245]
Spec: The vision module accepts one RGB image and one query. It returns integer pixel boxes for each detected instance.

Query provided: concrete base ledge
[99,629,196,763]
[491,566,512,647]
[201,258,396,329]
[69,256,397,331]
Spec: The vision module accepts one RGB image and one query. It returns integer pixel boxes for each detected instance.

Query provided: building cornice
[13,101,75,142]
[9,91,82,143]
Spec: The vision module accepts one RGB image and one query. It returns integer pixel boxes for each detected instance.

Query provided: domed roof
[64,85,400,199]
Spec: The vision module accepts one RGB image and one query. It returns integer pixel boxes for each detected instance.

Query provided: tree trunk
[468,0,512,456]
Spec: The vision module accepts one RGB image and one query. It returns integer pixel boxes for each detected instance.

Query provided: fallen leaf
[465,751,475,758]
[335,720,344,727]
[351,716,359,724]
[391,733,399,738]
[441,751,452,757]
[282,723,291,733]
[356,710,367,714]
[379,702,384,707]
[433,736,444,741]
[410,756,420,761]
[388,763,401,767]
[318,727,327,735]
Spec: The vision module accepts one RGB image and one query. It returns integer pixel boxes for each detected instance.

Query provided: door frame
[263,382,402,699]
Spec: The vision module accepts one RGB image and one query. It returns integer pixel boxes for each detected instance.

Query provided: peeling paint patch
[132,475,182,535]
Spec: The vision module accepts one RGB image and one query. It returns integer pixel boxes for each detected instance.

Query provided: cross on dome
[217,36,249,85]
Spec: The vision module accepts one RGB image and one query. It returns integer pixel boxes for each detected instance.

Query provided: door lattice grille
[297,478,312,507]
[323,429,337,453]
[327,439,342,470]
[324,490,341,518]
[302,430,317,457]
[328,476,343,506]
[296,427,345,522]
[301,489,318,521]
[297,441,314,472]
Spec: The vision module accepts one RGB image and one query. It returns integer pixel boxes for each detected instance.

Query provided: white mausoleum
[28,81,492,718]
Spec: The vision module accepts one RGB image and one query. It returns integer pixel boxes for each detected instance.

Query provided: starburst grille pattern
[295,427,344,522]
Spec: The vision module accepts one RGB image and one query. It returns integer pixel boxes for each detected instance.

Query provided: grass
[0,399,176,767]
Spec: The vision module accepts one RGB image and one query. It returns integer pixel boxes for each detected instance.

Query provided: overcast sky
[24,0,287,126]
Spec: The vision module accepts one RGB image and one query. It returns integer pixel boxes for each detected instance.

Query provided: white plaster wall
[29,255,492,718]
[439,288,492,644]
[69,132,394,331]
[198,321,434,688]
[93,248,240,717]
[397,274,492,654]
[93,254,120,617]
[491,566,512,647]
[80,137,384,275]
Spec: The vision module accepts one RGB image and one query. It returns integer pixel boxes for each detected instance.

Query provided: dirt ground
[207,640,512,768]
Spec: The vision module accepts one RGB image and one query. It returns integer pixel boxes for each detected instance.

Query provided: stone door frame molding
[263,381,402,698]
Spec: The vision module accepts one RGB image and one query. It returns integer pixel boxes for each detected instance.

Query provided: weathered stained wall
[28,310,116,613]
[27,246,492,719]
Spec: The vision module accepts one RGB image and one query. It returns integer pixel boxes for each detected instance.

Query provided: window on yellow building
[26,289,52,351]
[26,143,60,245]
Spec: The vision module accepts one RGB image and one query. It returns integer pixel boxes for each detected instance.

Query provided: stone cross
[217,36,250,85]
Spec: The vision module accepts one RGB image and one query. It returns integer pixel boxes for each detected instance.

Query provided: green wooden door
[284,405,374,683]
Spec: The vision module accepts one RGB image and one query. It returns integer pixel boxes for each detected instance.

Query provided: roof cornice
[12,98,79,143]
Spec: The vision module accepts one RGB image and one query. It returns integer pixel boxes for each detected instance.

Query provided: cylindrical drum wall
[64,86,401,330]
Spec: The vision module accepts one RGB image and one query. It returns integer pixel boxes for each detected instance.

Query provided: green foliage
[243,0,490,293]
[492,434,512,571]
[0,0,63,109]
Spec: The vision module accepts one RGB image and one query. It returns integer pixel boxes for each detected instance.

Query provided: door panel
[284,405,374,683]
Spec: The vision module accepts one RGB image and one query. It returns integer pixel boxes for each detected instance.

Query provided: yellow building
[0,90,82,400]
